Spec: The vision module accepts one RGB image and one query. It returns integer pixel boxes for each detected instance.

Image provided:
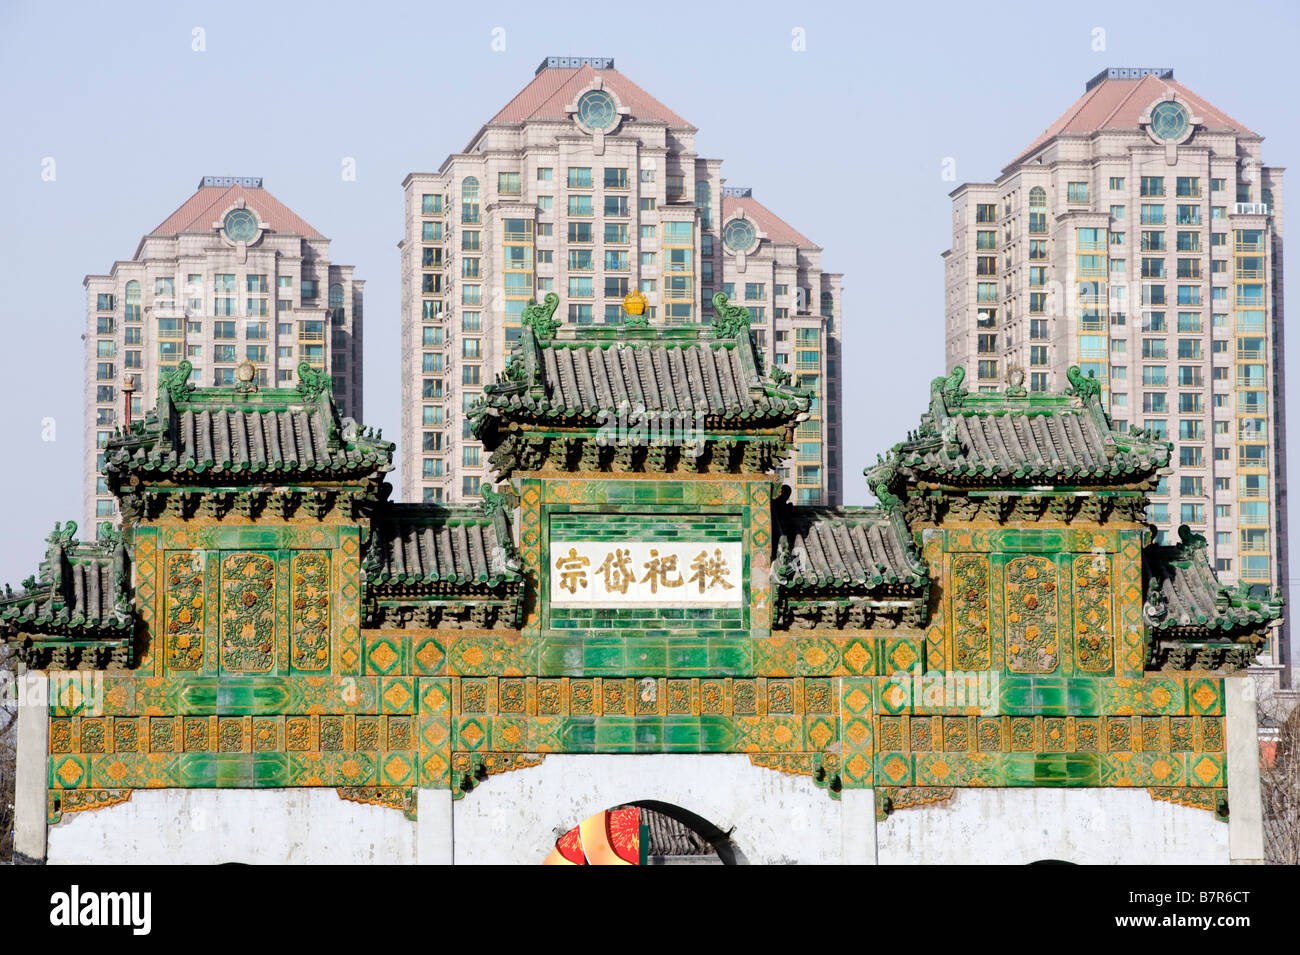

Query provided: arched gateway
[2,296,1277,864]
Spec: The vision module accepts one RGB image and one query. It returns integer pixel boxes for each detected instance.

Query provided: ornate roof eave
[105,362,395,488]
[0,521,136,668]
[1143,526,1284,662]
[471,293,812,448]
[871,365,1170,499]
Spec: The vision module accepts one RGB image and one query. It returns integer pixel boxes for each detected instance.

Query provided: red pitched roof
[148,184,324,239]
[488,65,692,128]
[721,194,816,248]
[1010,74,1257,168]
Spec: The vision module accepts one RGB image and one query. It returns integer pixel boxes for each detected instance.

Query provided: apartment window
[462,285,481,306]
[1179,446,1204,467]
[422,222,442,242]
[462,476,481,497]
[421,194,442,215]
[568,195,593,216]
[1180,504,1206,524]
[745,283,766,301]
[1141,258,1165,279]
[605,250,630,272]
[1109,177,1125,191]
[977,360,998,380]
[1143,393,1168,413]
[1140,177,1165,197]
[538,223,553,237]
[301,279,318,299]
[1178,392,1203,414]
[567,222,593,243]
[1140,205,1165,225]
[1067,182,1089,203]
[977,334,998,354]
[567,167,592,188]
[1176,177,1200,198]
[1110,232,1125,247]
[640,197,657,212]
[245,345,268,363]
[569,277,593,298]
[603,167,628,189]
[461,178,481,223]
[537,167,552,182]
[1177,286,1200,306]
[1176,205,1200,225]
[462,258,481,278]
[497,171,521,195]
[1140,231,1165,252]
[1109,205,1125,220]
[212,320,235,340]
[1142,285,1166,306]
[1030,345,1049,366]
[603,223,630,245]
[1179,420,1205,440]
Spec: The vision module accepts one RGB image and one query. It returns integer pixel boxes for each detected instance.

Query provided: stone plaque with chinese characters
[550,541,743,607]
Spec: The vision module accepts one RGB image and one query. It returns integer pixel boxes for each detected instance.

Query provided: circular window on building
[223,208,259,243]
[723,217,758,253]
[1149,101,1190,141]
[576,89,619,131]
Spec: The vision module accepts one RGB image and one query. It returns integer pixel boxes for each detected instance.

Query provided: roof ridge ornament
[521,293,561,341]
[160,359,195,402]
[709,292,751,339]
[298,361,332,401]
[1065,364,1101,404]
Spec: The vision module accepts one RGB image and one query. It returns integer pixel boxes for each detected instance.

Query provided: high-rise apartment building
[944,68,1288,686]
[401,56,842,506]
[83,177,365,534]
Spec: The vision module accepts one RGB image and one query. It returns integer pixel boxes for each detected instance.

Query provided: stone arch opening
[542,800,743,865]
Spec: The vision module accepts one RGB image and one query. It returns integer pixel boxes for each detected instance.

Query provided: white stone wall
[39,771,1240,865]
[877,788,1228,865]
[46,789,417,865]
[450,753,845,865]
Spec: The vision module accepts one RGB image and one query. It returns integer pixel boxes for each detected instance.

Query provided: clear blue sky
[2,0,1298,645]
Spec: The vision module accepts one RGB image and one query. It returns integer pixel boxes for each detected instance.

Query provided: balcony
[1234,203,1271,216]
[1235,239,1265,253]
